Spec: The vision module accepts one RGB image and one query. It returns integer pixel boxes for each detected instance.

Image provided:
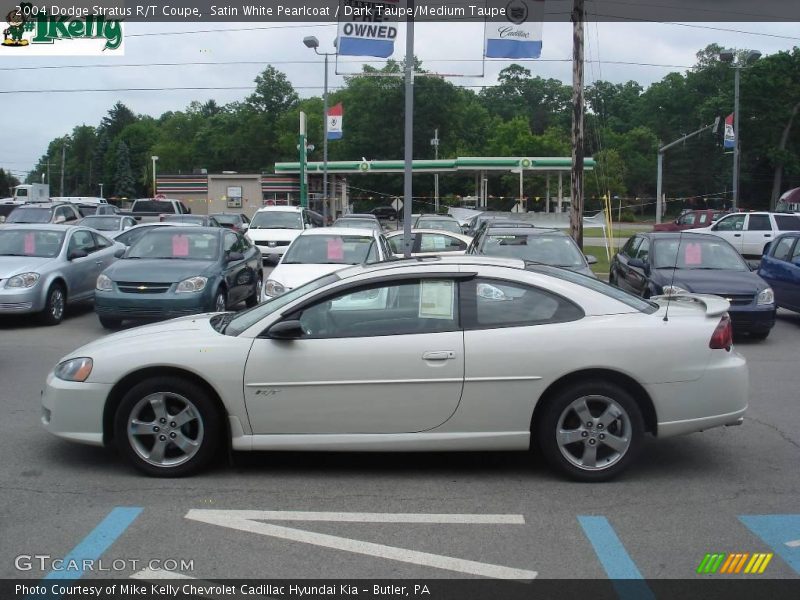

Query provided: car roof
[255,205,303,213]
[13,202,66,209]
[385,228,471,239]
[140,225,221,235]
[484,228,563,236]
[335,255,526,279]
[298,227,377,237]
[340,213,378,219]
[417,214,457,220]
[640,231,724,240]
[1,223,78,232]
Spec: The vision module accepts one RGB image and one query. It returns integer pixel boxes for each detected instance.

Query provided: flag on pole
[337,1,398,58]
[724,113,735,149]
[485,0,545,59]
[327,103,343,140]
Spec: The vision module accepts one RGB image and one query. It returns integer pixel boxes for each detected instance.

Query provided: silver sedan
[0,224,123,325]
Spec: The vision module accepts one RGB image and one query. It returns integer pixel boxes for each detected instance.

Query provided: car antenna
[663,230,683,322]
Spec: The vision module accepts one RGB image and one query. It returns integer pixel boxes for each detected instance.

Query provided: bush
[615,210,636,223]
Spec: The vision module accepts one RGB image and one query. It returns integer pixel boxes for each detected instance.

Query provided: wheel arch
[102,366,230,449]
[530,368,658,441]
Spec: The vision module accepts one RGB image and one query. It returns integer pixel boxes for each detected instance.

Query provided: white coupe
[41,257,747,481]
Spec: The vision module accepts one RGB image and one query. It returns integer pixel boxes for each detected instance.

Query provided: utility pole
[299,111,308,207]
[431,128,439,213]
[59,144,66,197]
[570,0,585,249]
[401,0,415,257]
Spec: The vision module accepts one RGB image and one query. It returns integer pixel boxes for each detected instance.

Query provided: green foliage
[0,168,19,196]
[112,141,136,199]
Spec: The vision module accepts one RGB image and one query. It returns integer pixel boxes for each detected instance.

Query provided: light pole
[98,182,104,199]
[431,128,439,213]
[719,48,761,210]
[151,155,159,197]
[304,36,335,223]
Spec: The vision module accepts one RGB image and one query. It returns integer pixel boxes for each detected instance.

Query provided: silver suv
[4,202,82,226]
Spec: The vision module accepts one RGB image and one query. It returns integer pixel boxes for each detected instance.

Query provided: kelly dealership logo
[2,2,123,54]
[697,551,773,574]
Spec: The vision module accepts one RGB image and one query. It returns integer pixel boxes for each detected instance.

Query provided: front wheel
[212,288,227,313]
[113,377,221,477]
[245,274,262,308]
[536,381,644,482]
[39,283,66,326]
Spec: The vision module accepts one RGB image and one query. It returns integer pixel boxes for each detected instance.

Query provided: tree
[99,102,138,139]
[0,168,19,197]
[112,141,136,198]
[247,66,299,115]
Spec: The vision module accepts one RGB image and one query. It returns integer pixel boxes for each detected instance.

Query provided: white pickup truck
[686,211,800,257]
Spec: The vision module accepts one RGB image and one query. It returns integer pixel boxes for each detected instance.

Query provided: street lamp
[719,48,761,210]
[303,35,335,223]
[151,156,159,198]
[98,182,104,199]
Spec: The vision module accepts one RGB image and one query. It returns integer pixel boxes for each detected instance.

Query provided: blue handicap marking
[28,507,143,599]
[578,516,655,600]
[739,515,800,575]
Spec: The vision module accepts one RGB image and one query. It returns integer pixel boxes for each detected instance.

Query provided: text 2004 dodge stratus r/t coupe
[41,256,747,482]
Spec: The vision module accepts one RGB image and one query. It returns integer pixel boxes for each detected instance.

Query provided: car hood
[651,268,766,294]
[103,258,217,282]
[270,263,348,290]
[0,255,56,278]
[246,229,302,242]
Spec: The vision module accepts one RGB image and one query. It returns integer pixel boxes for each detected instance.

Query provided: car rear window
[774,214,800,231]
[526,264,658,314]
[133,200,172,213]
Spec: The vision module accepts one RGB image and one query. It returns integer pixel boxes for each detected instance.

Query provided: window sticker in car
[685,243,702,265]
[24,233,35,254]
[172,235,189,257]
[419,280,455,319]
[327,238,345,260]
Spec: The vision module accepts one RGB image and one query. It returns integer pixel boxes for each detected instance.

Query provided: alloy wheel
[556,395,632,471]
[127,392,204,468]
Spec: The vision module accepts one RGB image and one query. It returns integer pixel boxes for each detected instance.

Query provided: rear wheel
[114,377,221,477]
[536,380,644,482]
[39,283,66,326]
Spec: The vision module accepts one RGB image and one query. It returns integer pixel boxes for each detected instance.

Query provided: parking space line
[43,507,143,580]
[186,509,536,579]
[578,516,655,600]
[739,515,800,574]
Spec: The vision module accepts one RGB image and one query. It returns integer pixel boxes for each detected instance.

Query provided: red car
[653,209,724,232]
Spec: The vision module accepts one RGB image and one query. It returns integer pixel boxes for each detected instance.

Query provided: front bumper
[0,285,44,314]
[95,289,213,321]
[41,372,111,446]
[728,304,776,333]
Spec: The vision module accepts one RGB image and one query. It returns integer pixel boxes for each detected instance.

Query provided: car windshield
[653,238,748,271]
[128,230,219,260]
[283,234,377,265]
[6,207,52,224]
[81,216,122,231]
[416,219,462,233]
[163,215,206,225]
[224,272,341,336]
[0,229,66,258]
[482,234,585,268]
[334,219,379,230]
[250,211,302,230]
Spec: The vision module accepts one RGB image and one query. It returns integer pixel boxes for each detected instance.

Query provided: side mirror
[68,248,88,260]
[267,319,304,340]
[628,258,649,272]
[114,248,126,259]
[227,251,244,262]
[54,215,66,224]
[585,254,598,265]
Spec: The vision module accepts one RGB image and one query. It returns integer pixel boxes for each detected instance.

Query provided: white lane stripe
[185,510,526,524]
[185,510,536,580]
[786,539,800,548]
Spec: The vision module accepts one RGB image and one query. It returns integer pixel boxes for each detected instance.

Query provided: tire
[245,273,262,308]
[536,380,645,482]
[750,330,770,341]
[39,283,66,326]
[98,316,122,329]
[113,376,221,477]
[212,288,227,313]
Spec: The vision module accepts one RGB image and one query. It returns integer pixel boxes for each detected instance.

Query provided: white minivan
[245,206,323,263]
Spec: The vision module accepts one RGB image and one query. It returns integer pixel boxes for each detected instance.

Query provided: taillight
[709,313,733,351]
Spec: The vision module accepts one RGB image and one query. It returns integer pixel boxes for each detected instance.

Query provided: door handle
[764,234,771,237]
[422,351,455,361]
[95,260,103,265]
[734,234,741,237]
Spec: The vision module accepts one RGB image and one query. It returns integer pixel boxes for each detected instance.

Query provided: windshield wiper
[217,312,236,334]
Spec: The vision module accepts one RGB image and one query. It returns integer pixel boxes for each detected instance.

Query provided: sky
[1,18,799,181]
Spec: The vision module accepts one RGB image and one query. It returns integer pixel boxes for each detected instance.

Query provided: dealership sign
[337,0,398,58]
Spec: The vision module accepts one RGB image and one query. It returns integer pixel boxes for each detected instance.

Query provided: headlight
[757,287,774,305]
[662,285,688,296]
[264,279,285,297]
[54,357,93,382]
[96,273,113,291]
[5,272,39,289]
[175,276,208,293]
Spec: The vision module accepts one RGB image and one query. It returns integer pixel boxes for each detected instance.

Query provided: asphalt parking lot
[1,294,799,586]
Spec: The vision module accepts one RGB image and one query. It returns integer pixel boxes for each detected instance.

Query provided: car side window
[747,215,771,231]
[223,232,238,253]
[698,214,709,225]
[715,215,745,231]
[420,233,467,252]
[635,238,650,262]
[294,279,459,338]
[93,232,113,249]
[389,234,415,254]
[678,213,696,225]
[620,236,641,257]
[68,230,97,255]
[463,278,583,330]
[771,237,794,261]
[792,238,800,261]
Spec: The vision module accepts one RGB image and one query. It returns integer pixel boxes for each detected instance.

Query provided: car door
[242,277,465,434]
[624,236,650,296]
[741,214,774,257]
[760,235,800,311]
[63,229,100,301]
[221,231,248,303]
[90,232,117,275]
[710,214,746,252]
[612,236,641,293]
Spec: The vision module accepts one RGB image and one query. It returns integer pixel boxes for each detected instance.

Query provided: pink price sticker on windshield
[327,238,344,260]
[172,235,189,257]
[684,242,702,265]
[24,233,35,254]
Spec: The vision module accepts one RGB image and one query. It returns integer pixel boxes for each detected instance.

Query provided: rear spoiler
[650,293,730,317]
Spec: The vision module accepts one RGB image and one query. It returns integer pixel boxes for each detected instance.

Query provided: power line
[125,23,337,37]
